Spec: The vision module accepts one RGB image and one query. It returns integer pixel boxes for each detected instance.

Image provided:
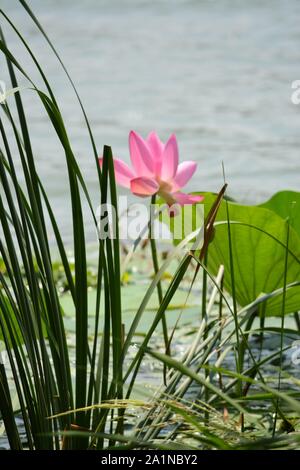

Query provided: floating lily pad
[60,279,201,335]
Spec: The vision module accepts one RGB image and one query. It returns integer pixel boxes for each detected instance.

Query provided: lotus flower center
[157,180,177,206]
[158,180,172,193]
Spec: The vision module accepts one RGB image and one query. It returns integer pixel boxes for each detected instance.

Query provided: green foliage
[166,192,300,316]
[1,2,299,452]
[260,190,300,236]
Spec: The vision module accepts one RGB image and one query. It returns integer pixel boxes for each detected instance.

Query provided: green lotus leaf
[166,192,300,316]
[260,190,300,237]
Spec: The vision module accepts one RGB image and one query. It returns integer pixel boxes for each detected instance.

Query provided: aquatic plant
[0,1,299,451]
[100,130,203,208]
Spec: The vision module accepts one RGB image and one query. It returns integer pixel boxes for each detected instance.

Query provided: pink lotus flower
[100,131,203,210]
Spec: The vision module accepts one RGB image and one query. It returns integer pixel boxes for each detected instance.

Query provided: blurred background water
[1,0,300,250]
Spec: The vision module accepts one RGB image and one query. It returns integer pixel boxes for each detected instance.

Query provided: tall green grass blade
[0,348,22,449]
[273,213,291,436]
[18,0,101,180]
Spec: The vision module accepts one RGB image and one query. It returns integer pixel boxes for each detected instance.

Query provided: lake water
[1,2,300,448]
[1,0,300,248]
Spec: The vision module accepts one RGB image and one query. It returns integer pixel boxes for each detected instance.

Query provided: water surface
[1,0,300,247]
